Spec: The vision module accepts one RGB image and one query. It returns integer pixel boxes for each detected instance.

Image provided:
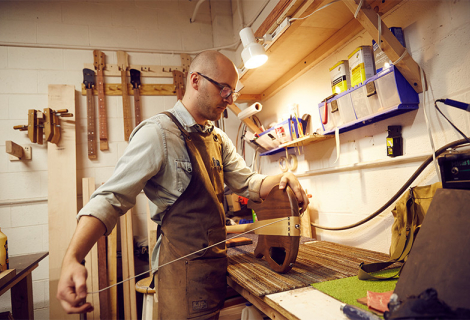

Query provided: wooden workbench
[227,277,347,320]
[227,237,394,319]
[0,252,49,320]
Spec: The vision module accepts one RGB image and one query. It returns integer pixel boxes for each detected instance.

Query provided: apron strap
[161,111,191,141]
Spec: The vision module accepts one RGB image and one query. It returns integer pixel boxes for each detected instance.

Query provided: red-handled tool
[321,93,337,125]
[322,100,328,125]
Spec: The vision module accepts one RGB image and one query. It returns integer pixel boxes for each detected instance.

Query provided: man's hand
[56,215,106,314]
[260,172,310,212]
[278,172,310,212]
[57,259,93,314]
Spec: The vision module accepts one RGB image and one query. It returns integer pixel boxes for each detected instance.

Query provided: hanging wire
[419,68,441,180]
[289,0,342,22]
[88,217,290,294]
[354,0,365,18]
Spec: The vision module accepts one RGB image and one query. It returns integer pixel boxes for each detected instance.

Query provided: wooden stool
[136,276,156,320]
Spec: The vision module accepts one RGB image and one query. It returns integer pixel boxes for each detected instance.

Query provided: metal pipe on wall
[190,0,207,23]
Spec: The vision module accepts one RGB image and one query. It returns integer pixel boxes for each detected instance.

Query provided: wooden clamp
[226,185,300,273]
[14,108,73,145]
[5,141,32,161]
[13,109,42,144]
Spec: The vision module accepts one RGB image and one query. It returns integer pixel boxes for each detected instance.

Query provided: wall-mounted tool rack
[82,52,191,98]
[83,52,264,144]
[80,83,177,96]
[83,63,187,78]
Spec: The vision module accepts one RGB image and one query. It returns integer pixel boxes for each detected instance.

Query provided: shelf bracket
[342,0,423,93]
[6,141,32,161]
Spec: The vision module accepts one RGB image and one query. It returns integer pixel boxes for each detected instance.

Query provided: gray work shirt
[77,101,266,267]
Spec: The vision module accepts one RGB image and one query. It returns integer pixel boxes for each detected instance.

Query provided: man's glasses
[190,71,240,102]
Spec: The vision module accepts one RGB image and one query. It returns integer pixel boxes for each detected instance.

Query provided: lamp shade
[239,27,268,69]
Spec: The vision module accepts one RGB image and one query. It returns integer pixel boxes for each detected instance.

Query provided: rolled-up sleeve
[77,122,165,236]
[219,130,266,201]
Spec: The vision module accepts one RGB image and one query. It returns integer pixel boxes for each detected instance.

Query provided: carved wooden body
[249,186,300,273]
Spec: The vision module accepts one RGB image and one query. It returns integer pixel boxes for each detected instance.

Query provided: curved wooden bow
[227,185,300,273]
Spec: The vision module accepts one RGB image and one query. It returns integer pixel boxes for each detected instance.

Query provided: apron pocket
[206,227,227,257]
[186,257,227,318]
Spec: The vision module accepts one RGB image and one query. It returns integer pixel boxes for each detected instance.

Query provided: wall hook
[5,141,32,161]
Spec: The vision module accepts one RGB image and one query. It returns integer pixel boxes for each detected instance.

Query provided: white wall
[0,0,236,317]
[1,0,469,317]
[236,0,470,252]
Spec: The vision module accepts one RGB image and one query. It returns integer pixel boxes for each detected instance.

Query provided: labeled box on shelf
[253,118,307,156]
[318,65,419,135]
[348,45,375,87]
[329,60,350,94]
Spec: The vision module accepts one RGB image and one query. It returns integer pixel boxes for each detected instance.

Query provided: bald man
[57,50,308,319]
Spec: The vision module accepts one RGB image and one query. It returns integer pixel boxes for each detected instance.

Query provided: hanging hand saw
[83,68,98,159]
[93,50,109,150]
[117,51,133,141]
[130,69,142,127]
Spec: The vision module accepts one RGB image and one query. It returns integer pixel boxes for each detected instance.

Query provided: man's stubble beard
[197,91,225,122]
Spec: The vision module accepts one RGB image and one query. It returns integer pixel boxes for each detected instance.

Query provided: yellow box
[348,46,375,87]
[329,60,350,94]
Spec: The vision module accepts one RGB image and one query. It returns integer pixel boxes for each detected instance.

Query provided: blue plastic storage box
[318,65,419,135]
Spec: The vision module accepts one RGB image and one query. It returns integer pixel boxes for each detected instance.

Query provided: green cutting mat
[311,268,399,312]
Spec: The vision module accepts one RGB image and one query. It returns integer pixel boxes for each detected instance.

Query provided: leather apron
[157,112,227,320]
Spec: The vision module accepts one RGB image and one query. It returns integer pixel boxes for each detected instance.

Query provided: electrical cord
[289,0,341,22]
[435,100,470,144]
[311,138,469,231]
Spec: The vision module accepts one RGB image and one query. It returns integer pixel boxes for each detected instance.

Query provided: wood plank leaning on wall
[48,84,79,320]
[82,178,119,320]
[83,178,101,320]
[120,210,138,320]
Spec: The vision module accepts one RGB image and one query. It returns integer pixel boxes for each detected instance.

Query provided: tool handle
[322,100,328,124]
[443,99,470,112]
[13,125,28,131]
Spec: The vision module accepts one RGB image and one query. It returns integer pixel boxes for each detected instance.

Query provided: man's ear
[188,72,199,90]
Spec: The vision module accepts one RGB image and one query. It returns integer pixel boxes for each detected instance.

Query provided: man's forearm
[259,173,284,199]
[259,172,309,212]
[63,215,107,264]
